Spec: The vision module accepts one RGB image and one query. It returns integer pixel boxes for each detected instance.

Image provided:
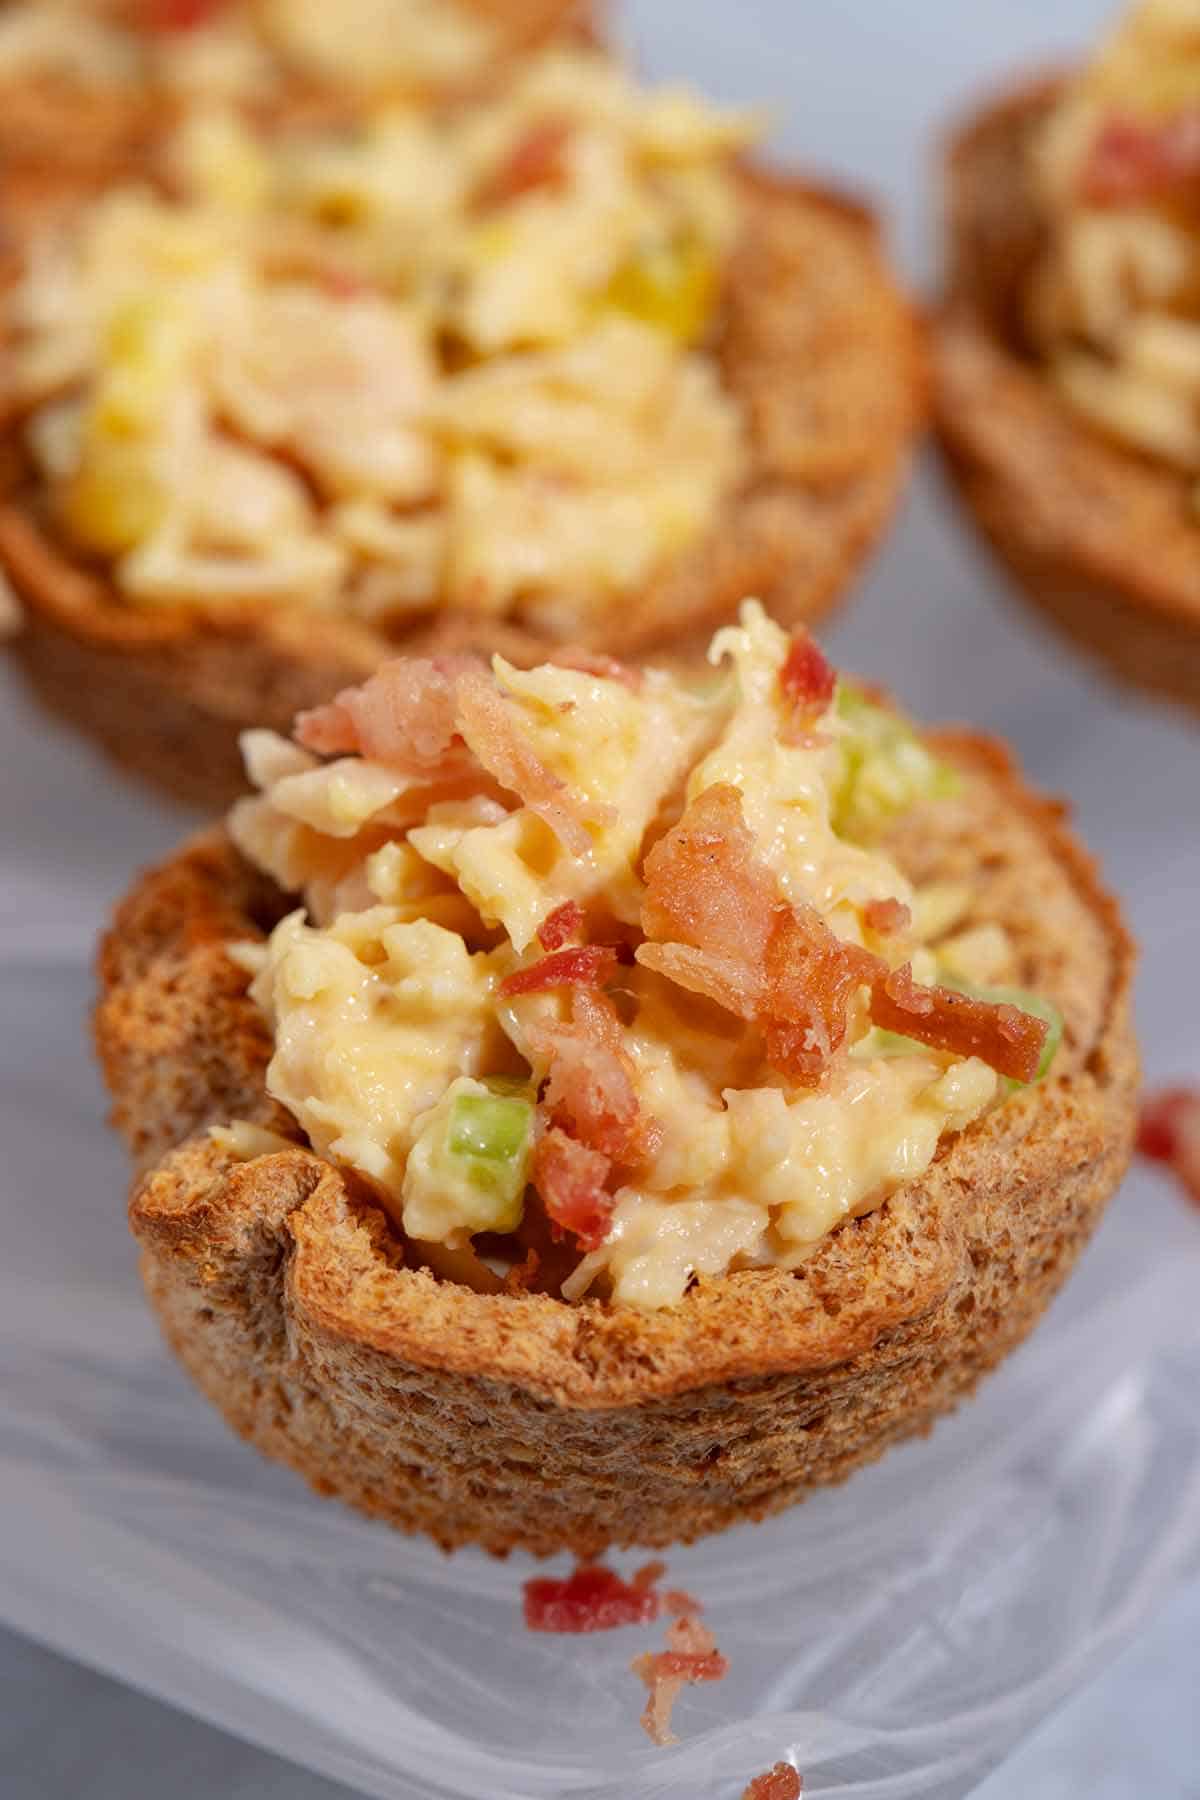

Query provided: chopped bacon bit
[663,1588,702,1617]
[1080,108,1200,206]
[632,1615,729,1746]
[537,900,586,951]
[761,902,870,1087]
[532,1127,614,1251]
[778,631,836,742]
[143,0,227,30]
[644,781,773,993]
[863,896,911,937]
[548,646,642,689]
[295,655,479,777]
[456,669,611,857]
[500,945,618,998]
[868,963,1047,1085]
[641,783,1047,1086]
[477,118,572,209]
[632,1560,667,1592]
[1137,1085,1200,1206]
[503,1246,540,1293]
[534,988,650,1164]
[524,1564,660,1633]
[743,1763,803,1800]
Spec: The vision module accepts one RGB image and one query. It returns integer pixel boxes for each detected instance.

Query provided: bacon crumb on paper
[742,1761,802,1800]
[631,1613,729,1746]
[1137,1086,1200,1206]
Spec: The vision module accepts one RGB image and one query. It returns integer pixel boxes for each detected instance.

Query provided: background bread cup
[0,164,924,814]
[0,0,596,219]
[95,727,1137,1557]
[934,75,1200,717]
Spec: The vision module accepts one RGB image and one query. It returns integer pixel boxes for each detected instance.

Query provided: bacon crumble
[640,784,1047,1086]
[499,945,618,997]
[476,118,573,210]
[1080,108,1200,205]
[296,655,477,775]
[531,1127,614,1250]
[524,1562,660,1633]
[632,1613,729,1746]
[742,1763,803,1800]
[863,896,912,937]
[778,631,836,742]
[537,900,586,951]
[456,669,612,856]
[1137,1085,1200,1206]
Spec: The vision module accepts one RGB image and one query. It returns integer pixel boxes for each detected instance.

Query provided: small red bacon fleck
[537,900,585,951]
[477,118,572,209]
[778,632,836,742]
[743,1763,803,1800]
[499,945,618,998]
[863,896,911,937]
[524,1564,660,1634]
[531,1127,614,1251]
[1080,108,1200,205]
[1137,1085,1200,1206]
[143,0,227,30]
[632,1615,729,1746]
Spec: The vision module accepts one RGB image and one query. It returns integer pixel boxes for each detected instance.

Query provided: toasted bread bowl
[0,0,595,209]
[95,723,1136,1557]
[935,75,1200,714]
[1,159,922,814]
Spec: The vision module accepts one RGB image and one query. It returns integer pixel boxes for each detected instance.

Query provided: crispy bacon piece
[644,784,773,993]
[524,1563,660,1633]
[743,1764,803,1800]
[143,0,227,30]
[778,632,836,742]
[537,989,650,1164]
[632,1615,729,1747]
[537,900,585,951]
[1080,108,1200,206]
[863,896,911,937]
[663,1588,703,1617]
[548,646,642,690]
[476,118,572,209]
[761,903,872,1086]
[456,669,611,857]
[1137,1085,1200,1206]
[295,655,479,776]
[532,1127,614,1251]
[867,963,1047,1085]
[641,784,1047,1086]
[499,945,618,998]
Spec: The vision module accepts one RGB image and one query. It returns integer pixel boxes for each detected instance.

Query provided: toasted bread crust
[3,166,923,811]
[934,76,1200,714]
[95,735,1137,1555]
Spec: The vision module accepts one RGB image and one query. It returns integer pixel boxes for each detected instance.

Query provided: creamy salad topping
[7,47,754,632]
[228,604,1059,1310]
[1029,0,1200,481]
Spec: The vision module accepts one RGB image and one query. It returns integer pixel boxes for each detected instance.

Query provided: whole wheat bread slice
[934,75,1200,716]
[95,729,1136,1555]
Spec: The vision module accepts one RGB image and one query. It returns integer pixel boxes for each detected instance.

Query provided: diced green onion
[833,682,960,842]
[449,1093,534,1167]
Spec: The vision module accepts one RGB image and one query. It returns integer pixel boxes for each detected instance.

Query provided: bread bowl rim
[102,723,1137,1411]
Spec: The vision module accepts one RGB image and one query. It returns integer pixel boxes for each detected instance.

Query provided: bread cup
[934,9,1200,715]
[0,0,594,211]
[95,604,1137,1556]
[1,43,923,813]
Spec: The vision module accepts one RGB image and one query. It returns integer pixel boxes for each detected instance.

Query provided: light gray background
[3,1,1197,1794]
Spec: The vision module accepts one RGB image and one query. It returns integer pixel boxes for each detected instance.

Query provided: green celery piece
[833,681,960,840]
[449,1093,533,1164]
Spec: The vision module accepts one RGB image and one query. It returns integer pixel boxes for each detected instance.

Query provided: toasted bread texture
[2,167,923,812]
[935,76,1200,715]
[94,732,1137,1555]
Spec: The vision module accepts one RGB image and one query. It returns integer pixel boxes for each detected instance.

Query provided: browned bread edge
[933,75,1200,715]
[94,732,1137,1555]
